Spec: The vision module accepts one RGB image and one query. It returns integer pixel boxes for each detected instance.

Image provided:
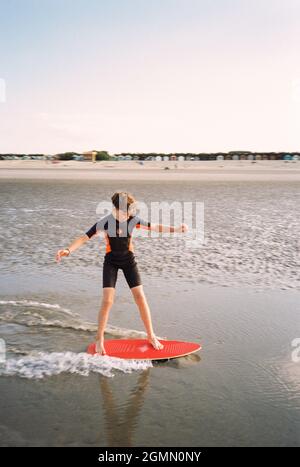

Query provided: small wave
[0,351,152,379]
[0,309,154,337]
[0,299,164,339]
[0,300,74,316]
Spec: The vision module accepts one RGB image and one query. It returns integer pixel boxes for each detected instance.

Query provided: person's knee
[132,286,145,302]
[101,295,114,308]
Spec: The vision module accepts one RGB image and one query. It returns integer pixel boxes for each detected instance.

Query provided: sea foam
[0,351,152,379]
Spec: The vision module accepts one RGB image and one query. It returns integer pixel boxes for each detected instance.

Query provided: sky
[0,0,300,154]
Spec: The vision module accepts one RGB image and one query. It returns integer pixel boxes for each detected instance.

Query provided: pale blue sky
[0,0,299,153]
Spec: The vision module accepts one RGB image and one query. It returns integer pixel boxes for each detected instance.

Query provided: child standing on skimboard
[56,192,187,355]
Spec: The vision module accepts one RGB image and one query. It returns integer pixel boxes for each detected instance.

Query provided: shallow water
[0,179,299,446]
[1,179,300,290]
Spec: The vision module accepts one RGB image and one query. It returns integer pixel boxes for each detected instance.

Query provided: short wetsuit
[85,214,151,289]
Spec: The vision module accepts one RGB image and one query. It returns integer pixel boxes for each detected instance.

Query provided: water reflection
[98,354,201,446]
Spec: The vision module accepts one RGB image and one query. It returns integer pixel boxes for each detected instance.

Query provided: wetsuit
[85,214,151,288]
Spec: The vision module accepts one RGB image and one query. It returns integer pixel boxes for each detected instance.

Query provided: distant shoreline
[1,160,300,181]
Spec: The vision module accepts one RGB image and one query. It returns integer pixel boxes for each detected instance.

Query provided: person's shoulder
[131,215,151,229]
[96,213,113,229]
[129,215,140,223]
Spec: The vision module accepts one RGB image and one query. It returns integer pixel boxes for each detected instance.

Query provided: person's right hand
[55,249,70,262]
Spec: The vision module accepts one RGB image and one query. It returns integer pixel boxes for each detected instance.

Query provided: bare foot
[95,339,107,355]
[148,335,164,350]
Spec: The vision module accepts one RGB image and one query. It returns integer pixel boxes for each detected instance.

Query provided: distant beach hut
[163,156,169,161]
[232,154,239,160]
[284,154,292,160]
[170,155,177,161]
[155,156,162,161]
[247,154,254,160]
[124,155,132,160]
[216,155,224,161]
[178,156,184,162]
[292,155,299,161]
[82,150,98,162]
[117,155,125,161]
[256,154,262,160]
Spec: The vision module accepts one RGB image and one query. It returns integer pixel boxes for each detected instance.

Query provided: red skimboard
[87,339,201,360]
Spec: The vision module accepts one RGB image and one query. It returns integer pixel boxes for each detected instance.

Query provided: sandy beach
[1,159,300,181]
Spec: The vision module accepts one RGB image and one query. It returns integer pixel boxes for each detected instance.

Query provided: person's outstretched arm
[135,216,188,233]
[137,222,188,233]
[55,234,90,262]
[150,223,188,233]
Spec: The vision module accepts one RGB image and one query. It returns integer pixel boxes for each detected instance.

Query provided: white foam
[0,352,152,379]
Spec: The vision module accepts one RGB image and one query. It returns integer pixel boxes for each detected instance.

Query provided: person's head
[111,192,136,220]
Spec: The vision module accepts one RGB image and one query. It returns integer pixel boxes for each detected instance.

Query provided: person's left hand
[177,223,188,233]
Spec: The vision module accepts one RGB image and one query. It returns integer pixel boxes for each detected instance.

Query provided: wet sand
[1,160,300,181]
[0,281,299,447]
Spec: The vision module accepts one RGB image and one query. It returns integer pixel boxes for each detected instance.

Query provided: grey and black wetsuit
[85,214,151,288]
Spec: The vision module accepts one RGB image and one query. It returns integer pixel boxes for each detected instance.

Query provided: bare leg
[96,287,115,355]
[131,285,164,350]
